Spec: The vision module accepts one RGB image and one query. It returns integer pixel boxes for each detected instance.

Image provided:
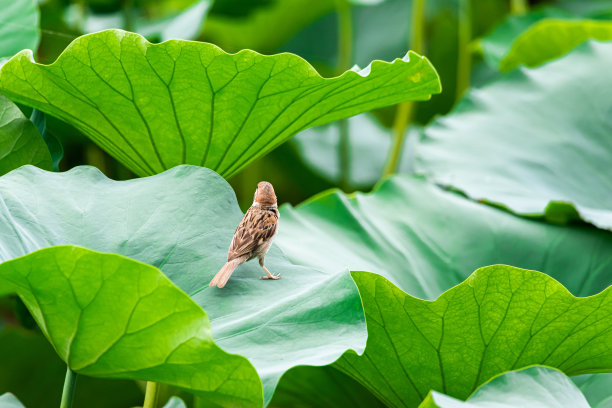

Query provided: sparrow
[209,181,281,288]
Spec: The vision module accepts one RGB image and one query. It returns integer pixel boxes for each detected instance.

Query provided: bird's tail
[209,257,246,288]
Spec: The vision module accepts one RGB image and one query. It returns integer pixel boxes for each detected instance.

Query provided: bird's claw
[260,273,281,280]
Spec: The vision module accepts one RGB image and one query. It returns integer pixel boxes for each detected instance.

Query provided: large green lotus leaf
[336,268,611,407]
[0,29,440,178]
[414,41,612,230]
[277,174,612,405]
[0,394,23,408]
[0,95,51,174]
[419,366,590,408]
[499,19,612,71]
[0,165,366,405]
[278,175,612,300]
[0,0,40,60]
[0,326,144,408]
[0,246,263,407]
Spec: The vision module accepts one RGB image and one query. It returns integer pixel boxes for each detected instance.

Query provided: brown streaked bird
[209,181,280,288]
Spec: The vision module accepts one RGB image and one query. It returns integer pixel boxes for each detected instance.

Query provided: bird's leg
[259,257,280,280]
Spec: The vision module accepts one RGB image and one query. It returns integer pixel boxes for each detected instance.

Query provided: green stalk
[456,0,472,101]
[334,0,353,73]
[381,0,424,178]
[59,367,77,408]
[123,0,135,32]
[334,0,353,190]
[510,0,529,15]
[143,381,160,408]
[338,119,350,190]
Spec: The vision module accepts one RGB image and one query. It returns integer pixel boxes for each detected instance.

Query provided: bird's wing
[228,206,278,261]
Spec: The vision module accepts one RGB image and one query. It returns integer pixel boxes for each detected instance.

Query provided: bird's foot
[260,273,281,280]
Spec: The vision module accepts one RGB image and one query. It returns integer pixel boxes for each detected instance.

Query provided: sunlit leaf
[0,29,440,178]
[479,7,572,69]
[499,19,612,71]
[338,267,611,407]
[0,246,263,407]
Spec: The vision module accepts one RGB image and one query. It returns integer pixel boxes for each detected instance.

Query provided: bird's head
[253,181,277,207]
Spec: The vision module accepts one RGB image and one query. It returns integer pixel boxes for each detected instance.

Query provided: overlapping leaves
[0,165,366,406]
[277,174,612,406]
[337,268,611,407]
[0,246,262,407]
[0,165,610,407]
[0,29,440,178]
[278,175,612,299]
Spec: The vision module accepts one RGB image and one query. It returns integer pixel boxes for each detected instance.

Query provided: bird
[209,181,281,288]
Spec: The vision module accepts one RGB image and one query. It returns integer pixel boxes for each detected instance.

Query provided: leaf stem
[338,119,350,190]
[334,0,353,190]
[382,102,413,177]
[456,0,472,101]
[123,0,135,32]
[382,0,424,178]
[334,0,353,73]
[510,0,529,15]
[59,367,77,408]
[143,381,160,408]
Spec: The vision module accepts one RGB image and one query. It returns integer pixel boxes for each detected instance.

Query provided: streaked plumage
[209,181,280,288]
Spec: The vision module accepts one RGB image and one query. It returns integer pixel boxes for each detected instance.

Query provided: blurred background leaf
[0,0,39,60]
[414,41,612,230]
